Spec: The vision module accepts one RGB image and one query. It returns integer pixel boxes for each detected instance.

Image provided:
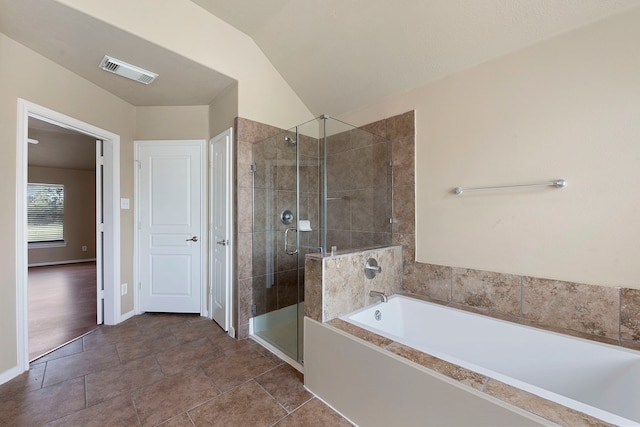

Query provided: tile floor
[0,313,353,426]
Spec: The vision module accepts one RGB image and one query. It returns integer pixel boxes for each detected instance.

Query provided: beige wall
[338,9,640,289]
[28,166,96,265]
[209,83,238,137]
[0,33,136,373]
[135,105,210,140]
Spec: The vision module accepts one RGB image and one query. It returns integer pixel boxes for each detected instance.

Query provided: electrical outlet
[121,283,127,296]
[82,245,87,252]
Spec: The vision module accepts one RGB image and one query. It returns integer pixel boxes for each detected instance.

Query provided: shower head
[284,136,297,146]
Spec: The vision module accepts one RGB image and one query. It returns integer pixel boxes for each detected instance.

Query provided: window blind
[27,183,65,243]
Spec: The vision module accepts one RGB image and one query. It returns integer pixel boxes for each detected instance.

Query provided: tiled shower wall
[324,129,392,249]
[252,131,320,314]
[235,118,285,338]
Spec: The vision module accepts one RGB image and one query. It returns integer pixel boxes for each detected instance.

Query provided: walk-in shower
[250,115,393,365]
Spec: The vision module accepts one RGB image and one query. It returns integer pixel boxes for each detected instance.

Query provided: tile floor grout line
[285,394,316,415]
[83,375,88,409]
[186,410,196,427]
[253,377,292,414]
[41,360,49,391]
[182,393,221,422]
[131,393,143,427]
[254,361,285,380]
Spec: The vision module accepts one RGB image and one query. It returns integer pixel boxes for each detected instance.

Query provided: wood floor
[28,262,98,361]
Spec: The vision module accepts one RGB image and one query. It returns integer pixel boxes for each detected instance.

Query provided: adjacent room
[26,118,99,361]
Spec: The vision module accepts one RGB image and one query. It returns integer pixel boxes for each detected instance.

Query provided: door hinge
[99,290,105,299]
[99,156,104,166]
[250,163,257,173]
[99,223,105,232]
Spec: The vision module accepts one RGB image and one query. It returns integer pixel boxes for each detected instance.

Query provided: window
[27,183,65,244]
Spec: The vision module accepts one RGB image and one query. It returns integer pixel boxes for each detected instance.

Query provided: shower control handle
[365,258,381,279]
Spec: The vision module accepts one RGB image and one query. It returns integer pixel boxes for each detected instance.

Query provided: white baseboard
[119,310,135,323]
[28,258,97,268]
[229,325,236,338]
[0,365,24,386]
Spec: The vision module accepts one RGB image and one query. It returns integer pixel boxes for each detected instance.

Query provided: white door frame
[15,99,121,373]
[209,129,233,335]
[133,140,208,316]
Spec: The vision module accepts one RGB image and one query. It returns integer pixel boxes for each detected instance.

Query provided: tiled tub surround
[403,263,640,350]
[336,295,640,426]
[304,245,403,323]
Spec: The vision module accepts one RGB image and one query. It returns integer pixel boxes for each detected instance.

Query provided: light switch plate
[120,198,130,209]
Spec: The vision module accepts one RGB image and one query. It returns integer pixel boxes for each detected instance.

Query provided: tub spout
[369,290,388,303]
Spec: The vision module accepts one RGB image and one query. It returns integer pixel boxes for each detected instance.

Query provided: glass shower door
[252,126,308,363]
[250,116,390,366]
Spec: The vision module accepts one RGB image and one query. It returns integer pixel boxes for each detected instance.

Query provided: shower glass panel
[251,116,391,365]
[323,118,393,251]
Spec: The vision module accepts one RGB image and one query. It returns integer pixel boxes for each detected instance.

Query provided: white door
[137,140,205,313]
[210,129,232,330]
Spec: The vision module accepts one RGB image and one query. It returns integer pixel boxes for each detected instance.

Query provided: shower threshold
[250,303,304,373]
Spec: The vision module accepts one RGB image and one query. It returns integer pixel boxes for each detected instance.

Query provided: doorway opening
[27,117,100,360]
[16,99,121,373]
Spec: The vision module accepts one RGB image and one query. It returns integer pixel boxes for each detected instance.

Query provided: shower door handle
[284,227,298,255]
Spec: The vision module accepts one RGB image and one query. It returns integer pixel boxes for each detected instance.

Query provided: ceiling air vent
[98,55,158,84]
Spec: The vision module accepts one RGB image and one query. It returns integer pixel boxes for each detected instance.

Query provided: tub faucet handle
[364,258,381,279]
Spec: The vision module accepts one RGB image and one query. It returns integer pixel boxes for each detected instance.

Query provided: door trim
[209,128,233,334]
[133,140,208,316]
[15,99,121,373]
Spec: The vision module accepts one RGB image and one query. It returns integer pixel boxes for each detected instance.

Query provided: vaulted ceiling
[2,0,640,116]
[192,0,640,115]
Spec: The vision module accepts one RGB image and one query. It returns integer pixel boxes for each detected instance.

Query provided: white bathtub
[342,295,640,426]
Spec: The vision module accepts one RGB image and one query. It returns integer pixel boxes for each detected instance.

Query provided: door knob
[186,236,198,242]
